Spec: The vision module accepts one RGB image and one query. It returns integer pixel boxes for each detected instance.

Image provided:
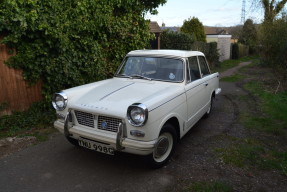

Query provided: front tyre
[148,123,177,168]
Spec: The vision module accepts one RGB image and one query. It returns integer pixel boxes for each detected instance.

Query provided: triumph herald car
[52,50,221,168]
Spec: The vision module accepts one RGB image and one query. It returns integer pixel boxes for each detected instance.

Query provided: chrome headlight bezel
[127,103,148,127]
[52,92,68,111]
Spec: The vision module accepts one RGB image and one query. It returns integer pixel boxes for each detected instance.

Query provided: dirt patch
[0,136,37,159]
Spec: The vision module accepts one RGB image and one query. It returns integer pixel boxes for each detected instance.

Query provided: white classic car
[53,50,221,168]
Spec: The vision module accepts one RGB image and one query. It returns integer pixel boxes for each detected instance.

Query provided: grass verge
[215,136,287,175]
[0,101,56,140]
[243,81,287,135]
[220,74,244,82]
[183,181,233,192]
[216,61,287,176]
[212,55,258,73]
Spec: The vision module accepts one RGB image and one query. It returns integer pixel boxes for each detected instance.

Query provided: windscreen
[117,57,184,82]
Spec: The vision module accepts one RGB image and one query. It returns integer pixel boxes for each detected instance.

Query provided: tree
[259,15,287,76]
[261,0,287,22]
[0,0,166,99]
[180,17,206,42]
[161,30,194,50]
[228,25,243,39]
[239,19,257,46]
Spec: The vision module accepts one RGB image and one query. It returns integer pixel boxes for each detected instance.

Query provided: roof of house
[161,26,181,32]
[204,26,230,35]
[149,22,162,33]
[127,49,204,58]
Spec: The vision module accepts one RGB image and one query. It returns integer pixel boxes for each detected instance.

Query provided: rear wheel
[148,123,177,168]
[204,95,214,118]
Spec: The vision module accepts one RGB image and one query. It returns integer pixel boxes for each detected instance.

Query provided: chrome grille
[98,116,122,132]
[74,111,94,128]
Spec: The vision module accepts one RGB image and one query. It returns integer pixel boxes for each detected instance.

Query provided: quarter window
[198,56,210,77]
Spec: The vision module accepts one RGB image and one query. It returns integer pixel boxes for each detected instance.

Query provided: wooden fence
[0,40,42,116]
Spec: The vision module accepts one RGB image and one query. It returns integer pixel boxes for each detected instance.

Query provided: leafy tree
[161,30,194,50]
[228,25,243,39]
[0,0,166,99]
[259,16,287,77]
[181,17,206,42]
[261,0,287,22]
[239,19,257,46]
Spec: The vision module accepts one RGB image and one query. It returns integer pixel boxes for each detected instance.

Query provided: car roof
[127,50,205,58]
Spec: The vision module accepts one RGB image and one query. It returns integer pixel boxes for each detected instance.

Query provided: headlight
[52,92,68,111]
[127,103,148,127]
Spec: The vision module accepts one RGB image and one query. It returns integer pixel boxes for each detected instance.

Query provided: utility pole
[241,0,246,24]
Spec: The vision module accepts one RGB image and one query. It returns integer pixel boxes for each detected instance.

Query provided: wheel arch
[212,90,216,98]
[161,117,180,142]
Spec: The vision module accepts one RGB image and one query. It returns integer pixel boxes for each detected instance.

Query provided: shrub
[191,41,219,67]
[161,30,194,50]
[232,43,249,59]
[259,17,287,78]
[161,31,219,67]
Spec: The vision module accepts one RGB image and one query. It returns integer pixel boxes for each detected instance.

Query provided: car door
[197,56,212,108]
[184,56,206,131]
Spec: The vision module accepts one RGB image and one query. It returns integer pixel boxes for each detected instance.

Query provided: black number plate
[78,138,114,155]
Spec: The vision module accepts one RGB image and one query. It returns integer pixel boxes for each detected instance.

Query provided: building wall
[206,37,218,43]
[206,35,232,61]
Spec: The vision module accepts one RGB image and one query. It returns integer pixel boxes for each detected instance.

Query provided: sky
[146,0,265,27]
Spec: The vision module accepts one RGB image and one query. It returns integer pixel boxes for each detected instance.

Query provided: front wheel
[147,123,177,168]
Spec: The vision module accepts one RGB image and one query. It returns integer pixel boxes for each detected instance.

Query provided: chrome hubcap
[153,132,173,162]
[154,137,169,158]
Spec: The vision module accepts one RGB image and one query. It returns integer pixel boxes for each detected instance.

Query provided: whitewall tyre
[204,96,214,118]
[148,123,177,168]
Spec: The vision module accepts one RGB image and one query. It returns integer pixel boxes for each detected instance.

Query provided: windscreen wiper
[129,74,152,81]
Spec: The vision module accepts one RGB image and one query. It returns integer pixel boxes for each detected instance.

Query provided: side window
[198,56,210,77]
[188,57,201,82]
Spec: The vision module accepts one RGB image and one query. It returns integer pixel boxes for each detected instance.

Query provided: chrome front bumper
[54,112,156,156]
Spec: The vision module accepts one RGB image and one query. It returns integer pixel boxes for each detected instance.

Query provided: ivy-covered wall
[0,0,166,99]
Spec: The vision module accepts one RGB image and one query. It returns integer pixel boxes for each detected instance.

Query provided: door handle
[205,83,209,86]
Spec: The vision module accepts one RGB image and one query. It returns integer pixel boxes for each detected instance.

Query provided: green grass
[215,137,287,175]
[216,69,287,175]
[183,181,233,192]
[220,74,244,82]
[0,101,56,139]
[243,81,287,135]
[212,55,258,73]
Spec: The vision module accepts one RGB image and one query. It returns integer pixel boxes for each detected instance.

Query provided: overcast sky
[146,0,265,27]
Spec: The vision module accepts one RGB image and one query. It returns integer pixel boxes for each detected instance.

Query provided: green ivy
[0,0,166,100]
